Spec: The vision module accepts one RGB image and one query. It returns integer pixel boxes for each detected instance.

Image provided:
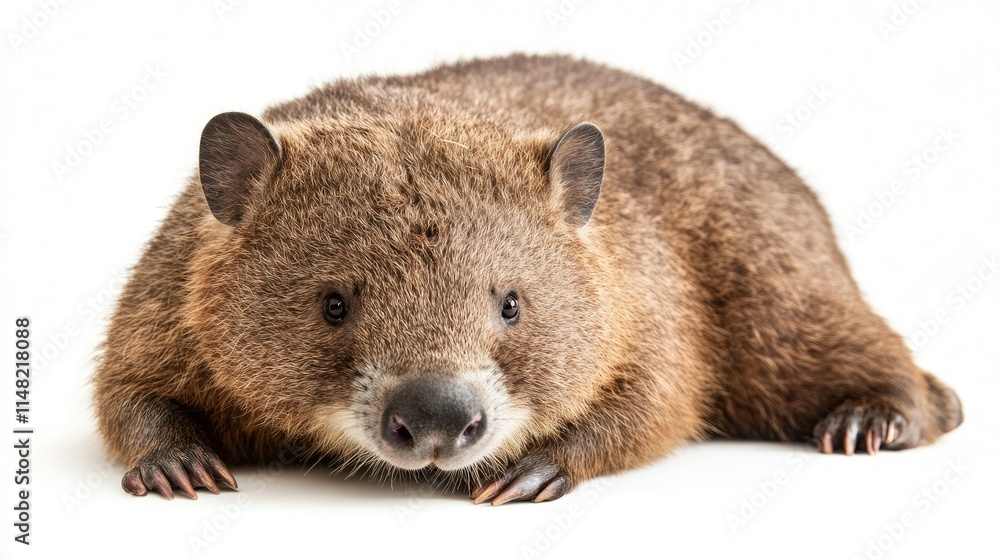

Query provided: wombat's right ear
[199,112,282,226]
[548,122,605,228]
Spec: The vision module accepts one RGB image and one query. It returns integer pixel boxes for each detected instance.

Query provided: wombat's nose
[381,376,486,463]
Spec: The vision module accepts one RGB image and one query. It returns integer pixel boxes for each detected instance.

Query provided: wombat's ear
[548,122,605,228]
[199,112,282,226]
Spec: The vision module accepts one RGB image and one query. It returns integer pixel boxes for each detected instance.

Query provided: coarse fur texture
[93,54,963,504]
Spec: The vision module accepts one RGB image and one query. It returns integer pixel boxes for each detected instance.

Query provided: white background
[2,1,998,559]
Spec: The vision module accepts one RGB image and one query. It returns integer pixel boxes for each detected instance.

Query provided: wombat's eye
[501,293,519,324]
[323,293,347,324]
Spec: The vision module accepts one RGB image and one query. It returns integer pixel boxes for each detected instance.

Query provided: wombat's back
[267,55,846,297]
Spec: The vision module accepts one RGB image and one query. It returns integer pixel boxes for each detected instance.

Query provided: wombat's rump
[93,54,962,504]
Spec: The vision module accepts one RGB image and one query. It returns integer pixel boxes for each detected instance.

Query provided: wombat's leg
[812,368,963,455]
[793,309,963,455]
[104,395,237,499]
[711,293,963,455]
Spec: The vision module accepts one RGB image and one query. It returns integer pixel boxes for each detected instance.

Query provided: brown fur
[93,54,962,502]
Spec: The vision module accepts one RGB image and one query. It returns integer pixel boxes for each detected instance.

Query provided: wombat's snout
[380,376,487,469]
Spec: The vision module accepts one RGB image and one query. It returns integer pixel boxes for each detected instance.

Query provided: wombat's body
[94,55,962,504]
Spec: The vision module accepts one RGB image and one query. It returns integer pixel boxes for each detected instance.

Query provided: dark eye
[501,293,519,324]
[323,293,347,324]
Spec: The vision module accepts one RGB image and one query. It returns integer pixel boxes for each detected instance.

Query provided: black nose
[381,376,486,462]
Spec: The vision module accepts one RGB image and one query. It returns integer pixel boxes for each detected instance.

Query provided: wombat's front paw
[814,398,918,455]
[471,456,572,506]
[121,444,237,500]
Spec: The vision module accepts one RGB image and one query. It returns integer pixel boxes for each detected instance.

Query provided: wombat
[94,54,963,504]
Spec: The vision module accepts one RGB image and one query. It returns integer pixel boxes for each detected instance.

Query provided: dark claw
[163,461,198,500]
[188,461,220,494]
[820,430,833,454]
[866,416,887,455]
[492,475,541,506]
[814,399,915,455]
[887,413,907,445]
[843,417,859,456]
[121,444,237,499]
[142,465,175,500]
[472,457,568,506]
[122,468,147,496]
[207,456,238,490]
[534,476,570,503]
[472,471,517,505]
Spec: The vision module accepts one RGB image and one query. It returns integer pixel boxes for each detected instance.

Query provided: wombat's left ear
[548,122,605,228]
[199,112,282,226]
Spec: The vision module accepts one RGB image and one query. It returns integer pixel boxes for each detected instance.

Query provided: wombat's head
[188,108,610,479]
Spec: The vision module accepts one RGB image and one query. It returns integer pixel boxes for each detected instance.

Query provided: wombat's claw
[121,447,237,500]
[814,400,910,456]
[471,459,570,506]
